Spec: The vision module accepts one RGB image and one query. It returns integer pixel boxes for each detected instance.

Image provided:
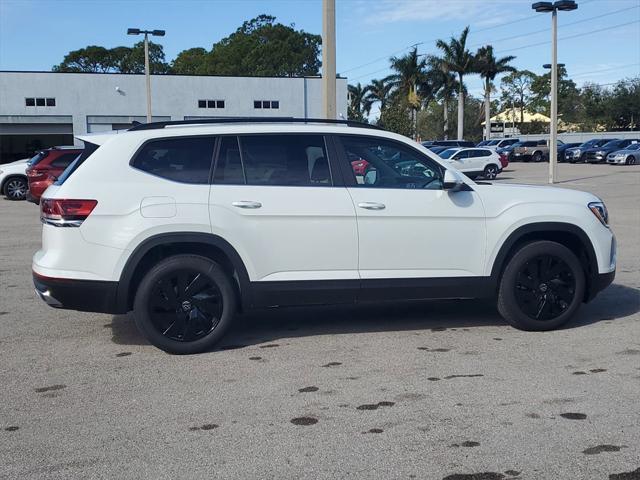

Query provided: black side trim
[116,232,251,312]
[34,273,120,314]
[251,280,360,307]
[490,222,600,300]
[358,277,494,302]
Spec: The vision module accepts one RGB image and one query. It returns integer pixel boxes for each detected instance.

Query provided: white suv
[33,119,616,354]
[438,147,502,179]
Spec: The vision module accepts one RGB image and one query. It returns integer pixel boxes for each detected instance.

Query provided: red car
[26,147,82,204]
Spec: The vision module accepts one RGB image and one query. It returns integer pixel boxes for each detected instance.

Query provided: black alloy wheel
[627,156,636,165]
[133,255,236,354]
[3,177,28,200]
[149,269,223,342]
[514,255,576,321]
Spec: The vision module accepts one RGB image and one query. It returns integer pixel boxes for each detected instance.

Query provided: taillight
[27,169,46,179]
[41,199,97,227]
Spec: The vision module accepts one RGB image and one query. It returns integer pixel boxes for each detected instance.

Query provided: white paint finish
[209,184,359,281]
[348,187,487,278]
[140,197,177,218]
[0,158,28,187]
[444,147,501,174]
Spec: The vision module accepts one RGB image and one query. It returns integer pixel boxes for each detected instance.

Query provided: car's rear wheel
[497,241,585,331]
[133,255,237,354]
[483,164,499,180]
[3,177,28,200]
[626,155,636,165]
[532,151,543,163]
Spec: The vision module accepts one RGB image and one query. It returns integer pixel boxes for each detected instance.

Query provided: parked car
[566,139,615,163]
[26,146,83,204]
[512,139,564,162]
[33,119,615,354]
[606,143,640,165]
[483,138,520,151]
[496,141,524,161]
[584,139,640,164]
[557,142,582,162]
[422,140,476,150]
[0,158,29,200]
[438,147,502,179]
[498,153,509,169]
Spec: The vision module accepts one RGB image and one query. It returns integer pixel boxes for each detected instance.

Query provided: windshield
[439,148,459,159]
[602,140,623,149]
[626,143,640,151]
[476,141,488,146]
[487,140,500,145]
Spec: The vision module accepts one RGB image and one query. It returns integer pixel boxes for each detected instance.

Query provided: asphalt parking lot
[1,162,639,480]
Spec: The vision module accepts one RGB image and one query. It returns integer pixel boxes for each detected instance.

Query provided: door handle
[358,202,386,210]
[232,201,262,209]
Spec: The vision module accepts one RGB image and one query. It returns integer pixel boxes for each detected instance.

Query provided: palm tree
[347,83,371,122]
[435,26,476,140]
[426,55,459,140]
[476,45,516,141]
[388,47,427,137]
[365,76,393,113]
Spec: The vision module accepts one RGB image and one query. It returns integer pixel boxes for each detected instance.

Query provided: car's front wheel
[532,151,543,163]
[497,241,585,331]
[483,164,499,180]
[626,155,636,165]
[3,176,28,200]
[133,254,237,354]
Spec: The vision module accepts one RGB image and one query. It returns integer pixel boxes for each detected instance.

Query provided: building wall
[0,71,348,161]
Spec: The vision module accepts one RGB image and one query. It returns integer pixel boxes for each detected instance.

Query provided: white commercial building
[0,71,348,163]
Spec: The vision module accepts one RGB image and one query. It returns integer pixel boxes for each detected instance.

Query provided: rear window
[131,137,215,184]
[55,144,96,185]
[50,152,81,168]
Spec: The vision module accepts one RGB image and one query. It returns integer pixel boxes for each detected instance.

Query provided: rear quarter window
[131,137,215,184]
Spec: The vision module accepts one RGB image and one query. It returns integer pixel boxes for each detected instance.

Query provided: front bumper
[586,270,615,302]
[607,157,625,164]
[33,272,123,314]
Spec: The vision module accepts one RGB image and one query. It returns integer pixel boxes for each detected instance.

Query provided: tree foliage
[53,42,168,74]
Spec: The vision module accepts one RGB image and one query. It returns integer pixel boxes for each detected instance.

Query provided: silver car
[607,143,640,165]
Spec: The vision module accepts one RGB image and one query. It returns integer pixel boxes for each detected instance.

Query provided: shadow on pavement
[107,283,639,349]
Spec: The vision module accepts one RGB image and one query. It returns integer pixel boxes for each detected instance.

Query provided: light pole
[322,0,336,120]
[127,28,165,123]
[532,0,577,184]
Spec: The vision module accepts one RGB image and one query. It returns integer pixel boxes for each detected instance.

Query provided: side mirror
[443,170,465,192]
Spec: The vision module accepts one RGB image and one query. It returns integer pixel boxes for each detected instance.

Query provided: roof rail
[127,117,381,131]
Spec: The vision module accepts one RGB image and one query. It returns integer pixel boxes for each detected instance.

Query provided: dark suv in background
[26,146,82,204]
[566,139,615,163]
[584,139,639,164]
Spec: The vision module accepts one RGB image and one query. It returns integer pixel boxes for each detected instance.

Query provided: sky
[1,0,639,117]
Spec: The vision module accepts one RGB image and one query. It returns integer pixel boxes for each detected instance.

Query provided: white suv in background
[438,147,502,179]
[33,119,616,354]
[0,158,29,200]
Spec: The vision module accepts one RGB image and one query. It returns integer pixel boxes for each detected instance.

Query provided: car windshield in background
[602,140,624,149]
[439,148,458,159]
[486,140,500,145]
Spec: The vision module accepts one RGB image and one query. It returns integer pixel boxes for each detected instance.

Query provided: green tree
[378,96,414,138]
[499,70,536,125]
[365,77,393,113]
[171,47,209,75]
[347,83,371,122]
[529,66,580,122]
[53,45,114,72]
[434,26,476,140]
[608,78,640,130]
[204,15,321,76]
[118,41,169,74]
[475,45,516,140]
[427,55,460,139]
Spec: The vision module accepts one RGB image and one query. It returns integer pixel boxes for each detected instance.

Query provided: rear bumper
[33,272,125,314]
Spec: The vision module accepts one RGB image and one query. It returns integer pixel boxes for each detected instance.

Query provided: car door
[208,134,359,302]
[450,149,471,172]
[464,149,486,172]
[334,134,486,301]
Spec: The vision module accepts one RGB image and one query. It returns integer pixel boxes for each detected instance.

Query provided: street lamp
[532,0,577,184]
[127,28,166,123]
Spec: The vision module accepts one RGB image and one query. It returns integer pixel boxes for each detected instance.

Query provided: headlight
[596,150,605,155]
[589,201,609,227]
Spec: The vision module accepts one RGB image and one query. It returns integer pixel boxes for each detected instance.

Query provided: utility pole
[322,0,336,120]
[127,28,165,123]
[549,8,558,184]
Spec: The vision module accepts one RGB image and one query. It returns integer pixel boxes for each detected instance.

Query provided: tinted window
[46,98,56,106]
[131,137,215,184]
[459,141,475,147]
[36,98,45,106]
[56,143,99,185]
[340,135,442,190]
[239,135,331,187]
[602,140,624,148]
[50,152,80,168]
[521,141,537,146]
[453,150,470,159]
[439,148,458,159]
[25,98,35,106]
[214,136,244,185]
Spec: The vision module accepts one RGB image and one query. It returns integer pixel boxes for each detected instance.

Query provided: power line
[496,19,639,53]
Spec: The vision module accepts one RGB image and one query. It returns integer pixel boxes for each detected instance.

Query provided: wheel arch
[490,222,599,302]
[116,232,252,313]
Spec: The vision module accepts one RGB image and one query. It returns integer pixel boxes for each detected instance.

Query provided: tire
[497,241,585,331]
[133,254,237,354]
[483,164,499,180]
[532,151,543,163]
[3,176,28,200]
[627,155,636,165]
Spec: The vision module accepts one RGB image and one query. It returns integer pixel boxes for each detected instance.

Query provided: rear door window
[131,137,215,184]
[238,134,331,187]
